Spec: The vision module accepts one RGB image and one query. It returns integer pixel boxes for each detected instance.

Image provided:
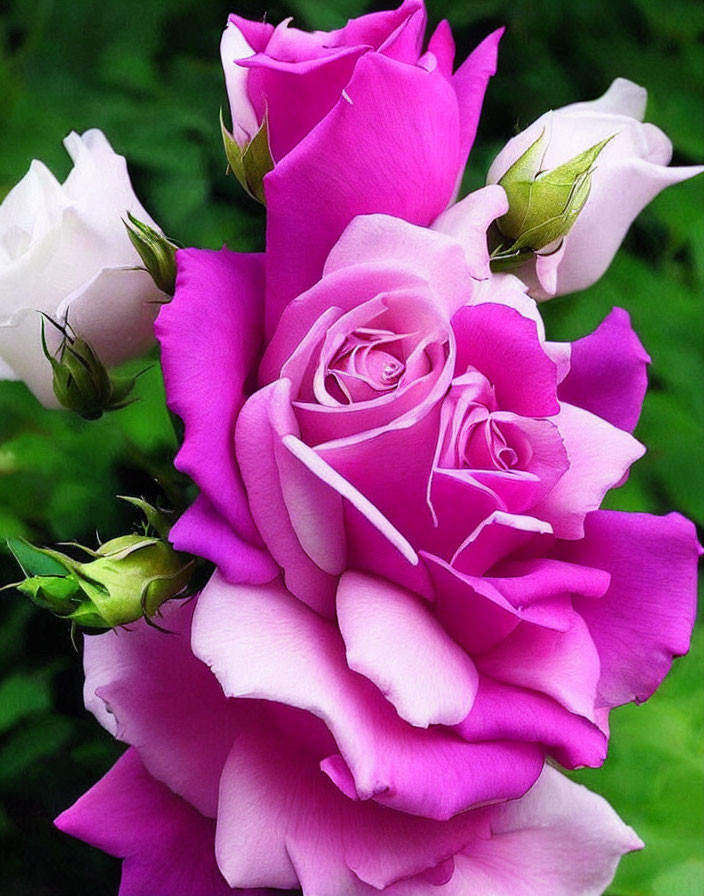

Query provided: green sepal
[497,130,615,253]
[4,505,194,630]
[117,496,174,540]
[124,212,178,296]
[220,109,274,205]
[41,316,142,420]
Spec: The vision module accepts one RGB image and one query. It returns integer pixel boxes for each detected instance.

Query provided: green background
[0,0,702,893]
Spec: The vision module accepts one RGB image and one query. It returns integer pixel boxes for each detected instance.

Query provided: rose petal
[337,570,478,727]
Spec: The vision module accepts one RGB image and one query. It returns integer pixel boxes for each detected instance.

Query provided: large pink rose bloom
[56,600,643,895]
[155,190,699,785]
[221,0,503,328]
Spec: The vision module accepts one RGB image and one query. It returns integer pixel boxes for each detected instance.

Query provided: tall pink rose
[220,0,503,329]
[155,191,699,784]
[56,599,643,896]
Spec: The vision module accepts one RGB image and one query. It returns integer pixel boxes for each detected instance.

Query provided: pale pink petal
[337,570,478,727]
[533,403,645,538]
[446,766,642,896]
[83,600,241,818]
[432,184,508,279]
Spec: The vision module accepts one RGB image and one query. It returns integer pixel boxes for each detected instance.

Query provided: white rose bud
[487,78,703,299]
[0,129,165,406]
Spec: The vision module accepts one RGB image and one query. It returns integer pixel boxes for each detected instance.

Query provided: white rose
[0,129,164,406]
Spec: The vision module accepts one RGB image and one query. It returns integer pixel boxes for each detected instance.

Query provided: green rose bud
[4,501,193,630]
[490,129,614,271]
[41,317,141,420]
[124,213,178,296]
[220,109,274,205]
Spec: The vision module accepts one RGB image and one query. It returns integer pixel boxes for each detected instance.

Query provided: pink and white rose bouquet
[2,2,701,895]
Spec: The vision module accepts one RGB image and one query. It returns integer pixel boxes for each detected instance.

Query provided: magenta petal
[83,600,241,818]
[264,51,461,328]
[155,248,277,584]
[558,307,650,433]
[452,28,503,162]
[427,19,455,77]
[244,46,368,161]
[456,677,608,769]
[168,494,273,584]
[556,510,700,707]
[452,302,559,417]
[55,749,249,896]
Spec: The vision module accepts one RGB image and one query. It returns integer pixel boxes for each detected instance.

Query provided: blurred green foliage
[0,0,702,893]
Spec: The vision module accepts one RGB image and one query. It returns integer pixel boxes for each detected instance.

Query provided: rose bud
[124,213,178,297]
[41,318,141,419]
[489,129,613,271]
[0,130,166,406]
[486,78,703,298]
[5,504,193,629]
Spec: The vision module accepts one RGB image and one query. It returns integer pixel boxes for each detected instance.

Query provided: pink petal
[337,570,478,727]
[215,719,490,894]
[155,249,277,584]
[83,600,241,818]
[192,573,543,820]
[448,766,642,896]
[323,214,471,318]
[452,302,560,417]
[533,403,645,538]
[476,613,601,722]
[236,379,338,616]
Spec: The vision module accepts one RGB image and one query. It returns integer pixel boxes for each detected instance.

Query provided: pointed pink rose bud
[487,78,703,298]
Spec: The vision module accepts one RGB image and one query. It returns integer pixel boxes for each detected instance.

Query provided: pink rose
[155,193,699,787]
[56,597,643,895]
[485,78,704,298]
[221,1,504,330]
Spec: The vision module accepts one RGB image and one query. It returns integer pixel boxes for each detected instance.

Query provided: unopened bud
[490,128,614,271]
[4,500,193,629]
[124,213,178,296]
[220,109,274,205]
[41,317,141,420]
